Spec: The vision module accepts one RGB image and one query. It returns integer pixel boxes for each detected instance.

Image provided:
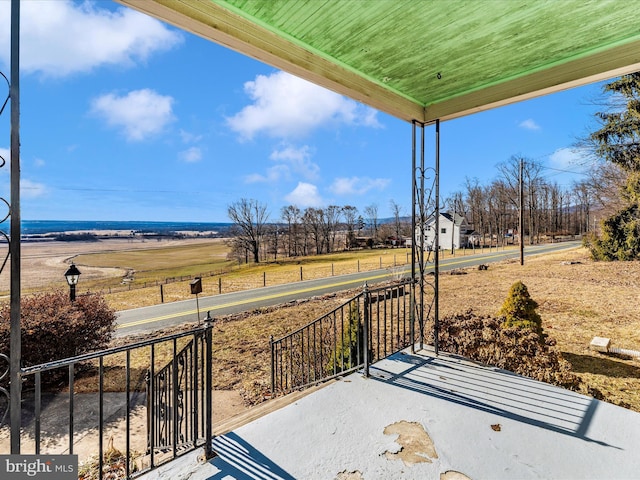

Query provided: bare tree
[303,207,325,254]
[497,156,544,244]
[227,198,269,263]
[389,200,403,246]
[323,205,342,253]
[342,205,359,249]
[281,205,302,257]
[364,203,379,242]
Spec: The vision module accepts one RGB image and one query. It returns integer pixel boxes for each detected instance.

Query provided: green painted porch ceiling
[119,0,640,123]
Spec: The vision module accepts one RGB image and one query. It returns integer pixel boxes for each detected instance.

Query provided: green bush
[0,290,117,369]
[326,301,366,374]
[497,281,544,340]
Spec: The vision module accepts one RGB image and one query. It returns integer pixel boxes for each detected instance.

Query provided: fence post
[270,335,275,394]
[363,282,370,378]
[218,277,222,294]
[160,284,164,303]
[263,271,266,287]
[300,266,303,281]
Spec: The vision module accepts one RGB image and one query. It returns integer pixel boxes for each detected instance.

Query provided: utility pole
[450,203,456,255]
[519,157,524,266]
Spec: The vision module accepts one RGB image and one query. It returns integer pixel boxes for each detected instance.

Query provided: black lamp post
[64,263,81,301]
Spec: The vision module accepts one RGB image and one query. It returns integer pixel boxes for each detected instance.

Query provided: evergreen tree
[588,73,640,260]
[326,301,365,374]
[498,281,544,340]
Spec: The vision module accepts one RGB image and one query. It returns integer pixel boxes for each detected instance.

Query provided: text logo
[0,455,78,480]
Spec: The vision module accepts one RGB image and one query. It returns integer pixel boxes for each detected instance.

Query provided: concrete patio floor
[143,347,640,479]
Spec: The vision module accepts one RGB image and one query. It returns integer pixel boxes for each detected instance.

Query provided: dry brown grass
[99,247,415,310]
[436,247,640,410]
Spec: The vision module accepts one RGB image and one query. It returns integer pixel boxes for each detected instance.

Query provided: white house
[416,212,472,251]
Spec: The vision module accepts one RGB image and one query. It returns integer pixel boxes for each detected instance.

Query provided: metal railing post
[363,283,370,378]
[204,321,213,458]
[270,335,275,394]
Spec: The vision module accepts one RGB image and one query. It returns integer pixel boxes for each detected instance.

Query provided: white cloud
[227,71,381,140]
[91,89,175,141]
[34,158,46,168]
[518,119,541,131]
[0,1,182,77]
[245,165,290,184]
[21,179,47,198]
[285,182,323,207]
[179,129,203,144]
[549,147,588,169]
[269,144,319,180]
[179,147,202,163]
[329,176,390,195]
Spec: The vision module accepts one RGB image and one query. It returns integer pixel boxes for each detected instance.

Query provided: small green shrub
[0,290,117,370]
[497,281,543,340]
[326,301,365,374]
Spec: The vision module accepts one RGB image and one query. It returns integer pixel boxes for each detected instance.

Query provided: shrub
[0,290,117,370]
[497,280,543,340]
[432,310,579,390]
[326,301,366,374]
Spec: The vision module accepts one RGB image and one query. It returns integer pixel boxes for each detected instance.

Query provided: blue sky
[0,1,602,223]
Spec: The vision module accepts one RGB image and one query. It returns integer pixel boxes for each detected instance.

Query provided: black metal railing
[147,333,208,458]
[270,279,414,393]
[17,323,213,478]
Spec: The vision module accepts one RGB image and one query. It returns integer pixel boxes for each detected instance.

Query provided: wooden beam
[117,0,425,122]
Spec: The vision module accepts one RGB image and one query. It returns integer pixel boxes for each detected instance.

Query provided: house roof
[116,0,640,124]
[441,212,466,226]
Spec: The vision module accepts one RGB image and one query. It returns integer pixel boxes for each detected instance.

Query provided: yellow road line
[117,245,575,330]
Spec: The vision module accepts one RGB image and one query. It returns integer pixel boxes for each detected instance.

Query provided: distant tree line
[226,199,412,264]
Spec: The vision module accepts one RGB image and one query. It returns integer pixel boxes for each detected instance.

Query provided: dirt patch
[383,420,438,465]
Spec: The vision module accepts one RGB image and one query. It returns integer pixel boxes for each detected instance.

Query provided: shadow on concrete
[369,350,620,449]
[208,432,295,480]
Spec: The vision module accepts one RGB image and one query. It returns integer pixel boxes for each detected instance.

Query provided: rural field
[2,237,639,414]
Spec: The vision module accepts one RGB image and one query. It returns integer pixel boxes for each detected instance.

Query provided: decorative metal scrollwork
[0,69,11,427]
[412,121,439,352]
[0,353,9,425]
[149,337,199,453]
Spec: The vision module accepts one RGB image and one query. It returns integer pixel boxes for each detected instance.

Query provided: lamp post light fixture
[64,263,81,301]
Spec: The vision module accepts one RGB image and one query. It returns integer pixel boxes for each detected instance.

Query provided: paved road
[115,241,581,336]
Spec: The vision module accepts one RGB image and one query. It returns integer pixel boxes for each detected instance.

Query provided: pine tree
[588,73,640,260]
